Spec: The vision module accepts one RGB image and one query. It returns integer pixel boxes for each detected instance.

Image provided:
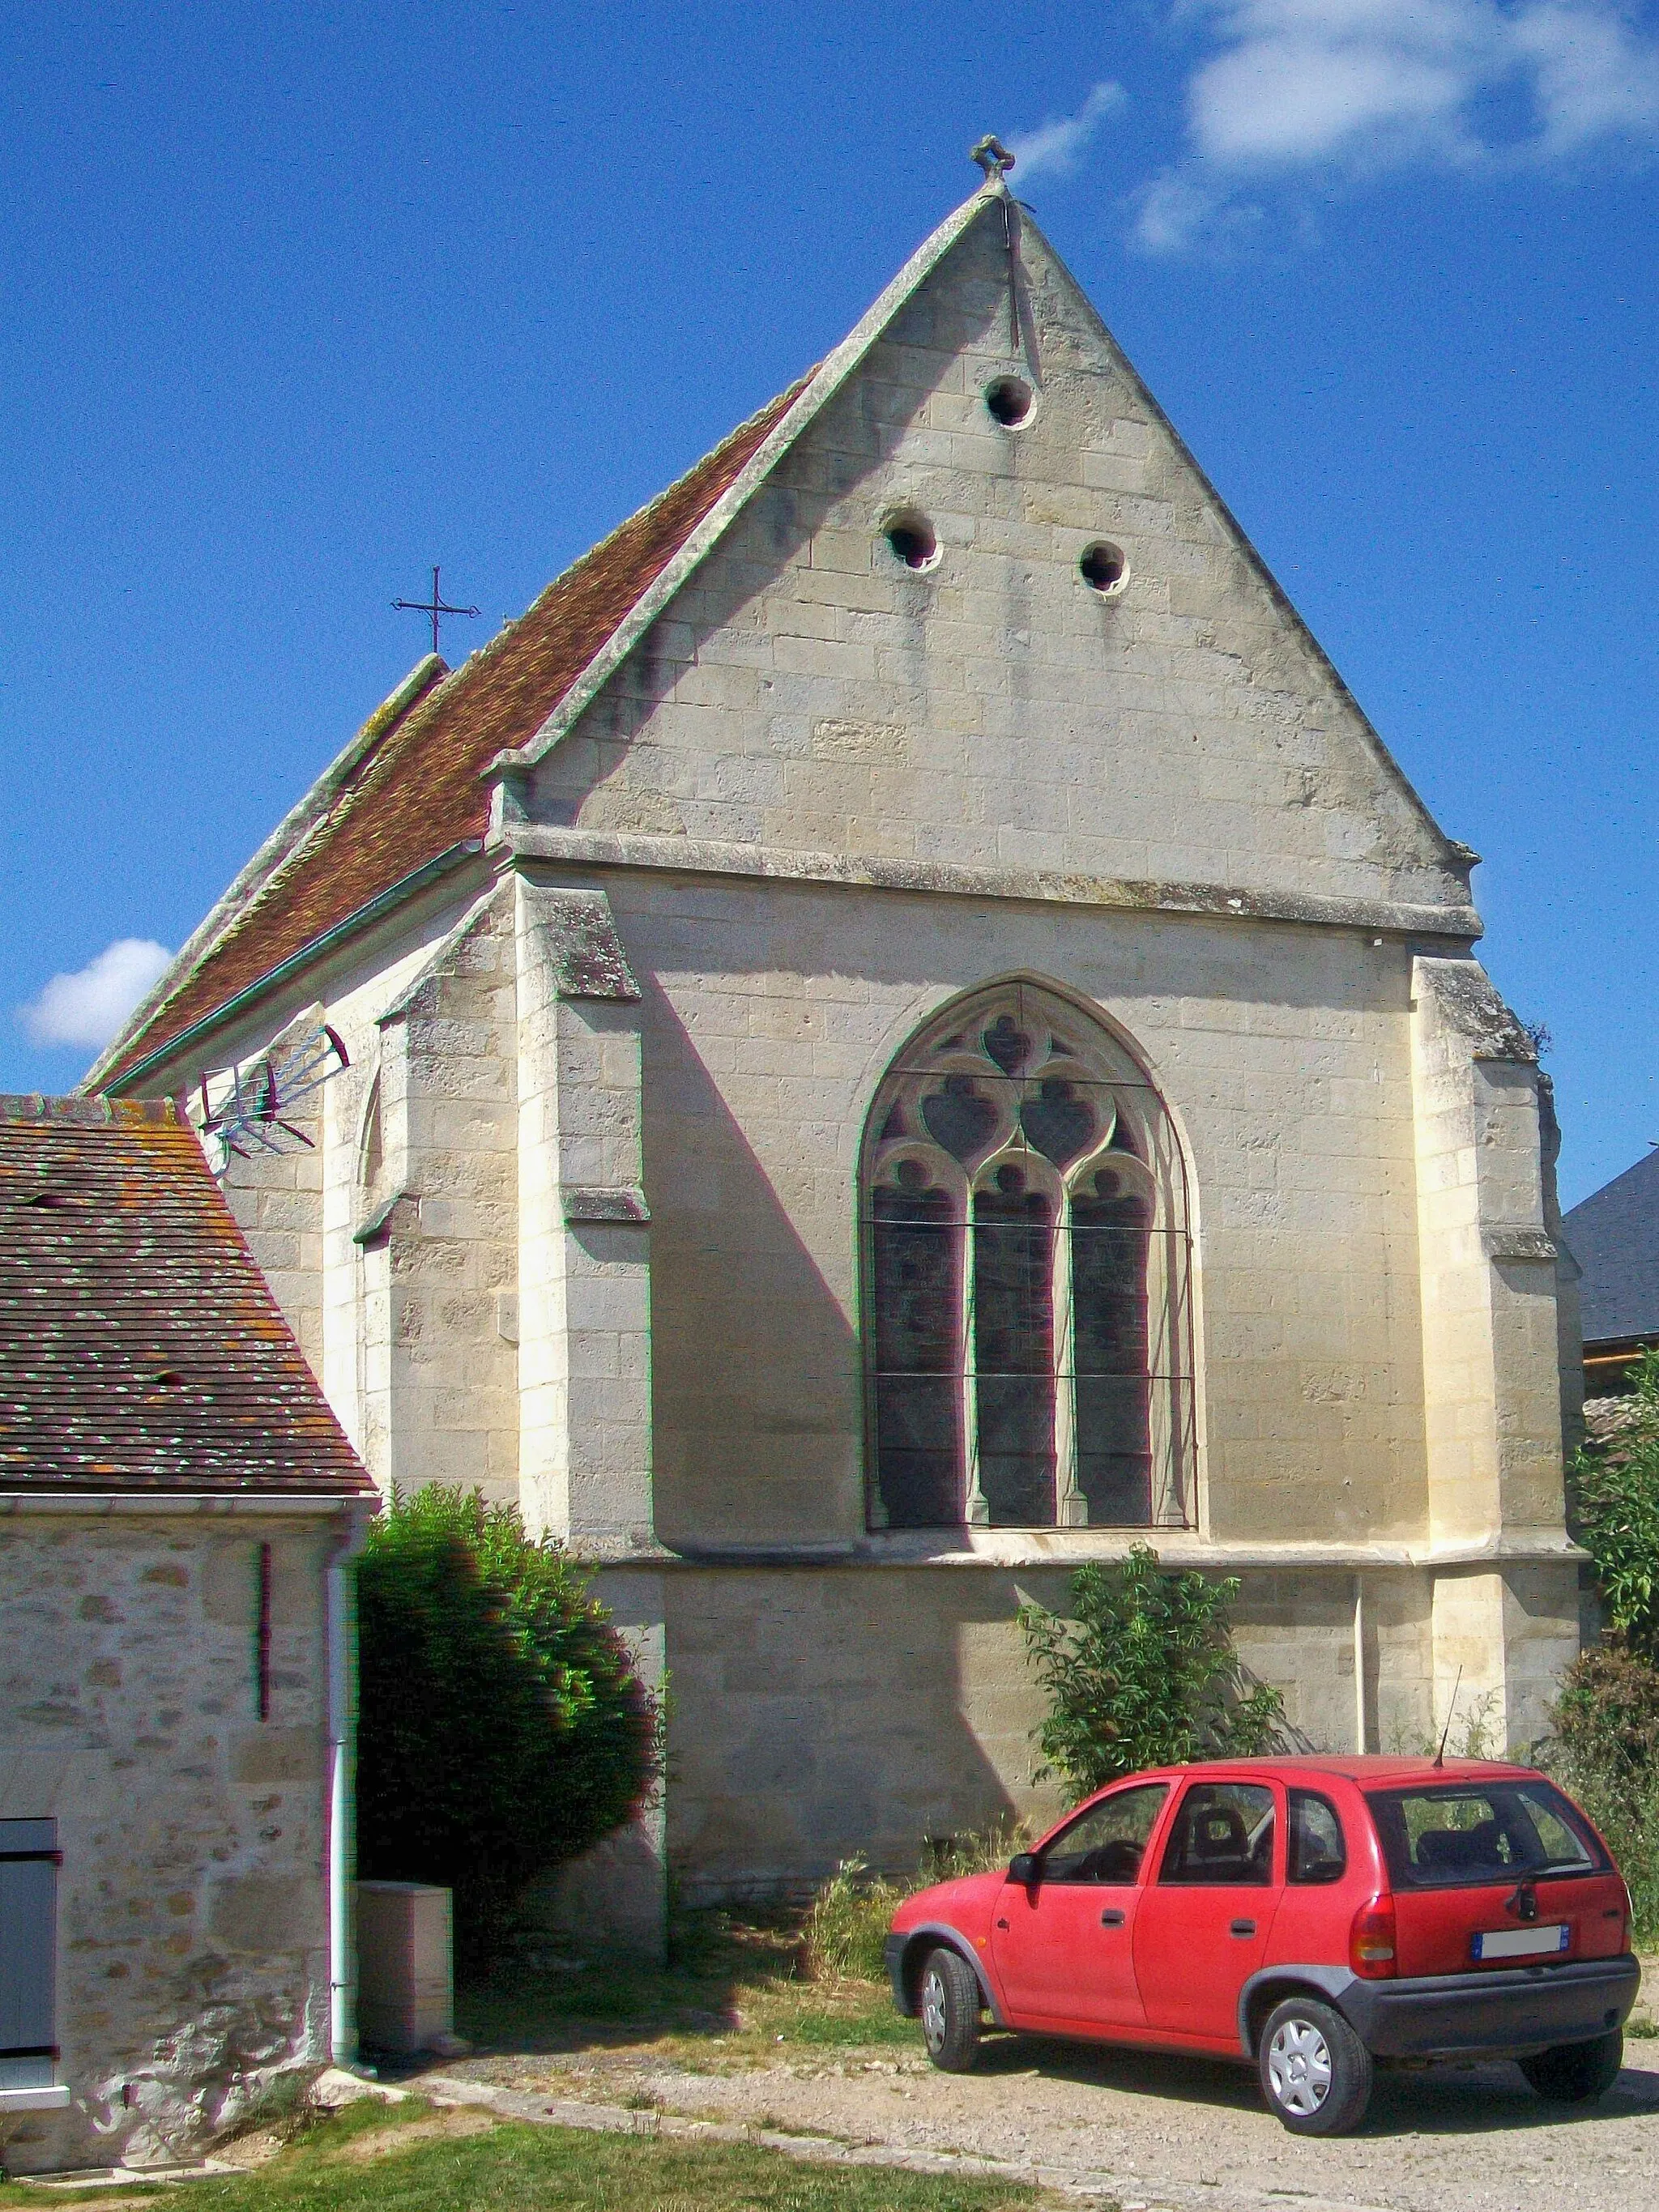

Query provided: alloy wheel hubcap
[1268,2019,1333,2116]
[922,1971,947,2050]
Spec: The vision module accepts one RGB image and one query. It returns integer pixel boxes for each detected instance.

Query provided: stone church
[91,160,1584,1931]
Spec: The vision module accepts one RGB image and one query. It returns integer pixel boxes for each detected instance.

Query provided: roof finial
[970,135,1015,184]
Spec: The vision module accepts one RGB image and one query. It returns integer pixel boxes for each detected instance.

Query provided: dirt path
[417,2031,1659,2212]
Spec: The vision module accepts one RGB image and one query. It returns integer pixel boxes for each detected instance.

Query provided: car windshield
[1365,1779,1606,1890]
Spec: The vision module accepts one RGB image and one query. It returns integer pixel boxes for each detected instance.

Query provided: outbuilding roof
[1565,1147,1659,1345]
[0,1096,374,1496]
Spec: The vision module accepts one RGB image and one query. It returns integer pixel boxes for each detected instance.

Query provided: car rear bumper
[1344,1954,1641,2058]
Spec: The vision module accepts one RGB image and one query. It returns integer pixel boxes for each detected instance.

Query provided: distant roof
[0,1097,374,1496]
[1565,1147,1659,1344]
[95,377,808,1088]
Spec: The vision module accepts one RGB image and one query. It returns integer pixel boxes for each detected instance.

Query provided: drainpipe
[1353,1572,1368,1755]
[327,1503,375,2067]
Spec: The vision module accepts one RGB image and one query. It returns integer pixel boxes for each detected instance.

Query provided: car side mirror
[1008,1853,1038,1886]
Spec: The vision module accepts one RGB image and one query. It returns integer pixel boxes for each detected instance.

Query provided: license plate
[1471,1923,1570,1961]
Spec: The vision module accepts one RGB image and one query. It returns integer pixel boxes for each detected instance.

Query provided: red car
[885,1756,1638,2134]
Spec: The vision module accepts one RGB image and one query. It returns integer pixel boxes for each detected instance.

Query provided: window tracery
[862,983,1194,1531]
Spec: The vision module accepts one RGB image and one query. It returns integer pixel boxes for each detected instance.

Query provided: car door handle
[996,1918,1009,1930]
[1230,1919,1257,1937]
[1099,1908,1125,1928]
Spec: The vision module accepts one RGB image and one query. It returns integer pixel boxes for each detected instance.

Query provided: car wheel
[1520,2031,1623,2103]
[918,1946,982,2073]
[1258,1995,1373,2135]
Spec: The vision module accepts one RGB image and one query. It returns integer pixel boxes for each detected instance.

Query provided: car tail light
[1350,1893,1397,1980]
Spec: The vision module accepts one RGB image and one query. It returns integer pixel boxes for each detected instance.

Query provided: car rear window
[1365,1779,1608,1889]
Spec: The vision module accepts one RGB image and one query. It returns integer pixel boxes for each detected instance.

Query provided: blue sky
[2,0,1657,1205]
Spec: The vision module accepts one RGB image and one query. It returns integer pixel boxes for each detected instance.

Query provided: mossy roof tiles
[100,378,808,1087]
[0,1096,374,1494]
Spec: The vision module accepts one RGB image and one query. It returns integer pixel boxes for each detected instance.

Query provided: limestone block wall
[525,200,1469,919]
[591,869,1435,1554]
[360,888,520,1504]
[656,1560,1439,1902]
[212,1007,328,1379]
[514,879,653,1553]
[0,1510,342,2176]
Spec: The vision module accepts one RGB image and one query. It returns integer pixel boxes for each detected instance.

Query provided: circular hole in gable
[984,375,1034,428]
[1080,541,1128,597]
[884,511,940,571]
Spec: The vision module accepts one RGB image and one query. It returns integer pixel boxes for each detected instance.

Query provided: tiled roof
[99,378,808,1089]
[0,1097,374,1494]
[1567,1147,1659,1344]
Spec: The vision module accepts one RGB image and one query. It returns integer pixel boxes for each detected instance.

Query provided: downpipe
[327,1502,376,2067]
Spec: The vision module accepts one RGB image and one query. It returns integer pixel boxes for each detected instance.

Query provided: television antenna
[196,1024,350,1174]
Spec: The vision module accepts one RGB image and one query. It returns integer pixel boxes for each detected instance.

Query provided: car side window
[1041,1784,1171,1885]
[1158,1782,1277,1886]
[1287,1790,1346,1885]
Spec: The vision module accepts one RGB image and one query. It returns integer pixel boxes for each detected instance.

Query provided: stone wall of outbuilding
[0,1507,343,2175]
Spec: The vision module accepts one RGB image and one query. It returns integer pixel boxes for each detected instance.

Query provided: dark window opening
[1080,542,1127,595]
[973,1167,1056,1525]
[984,375,1034,427]
[885,513,938,570]
[864,987,1193,1532]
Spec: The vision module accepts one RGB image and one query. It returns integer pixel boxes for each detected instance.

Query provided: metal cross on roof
[393,565,480,658]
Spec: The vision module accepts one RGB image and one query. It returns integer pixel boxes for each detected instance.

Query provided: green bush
[1546,1639,1659,1943]
[355,1486,659,1958]
[1017,1543,1286,1801]
[1571,1349,1659,1656]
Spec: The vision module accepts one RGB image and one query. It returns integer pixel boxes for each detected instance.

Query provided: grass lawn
[0,2099,1056,2212]
[457,1907,916,2066]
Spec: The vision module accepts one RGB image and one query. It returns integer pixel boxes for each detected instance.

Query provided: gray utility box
[356,1882,454,2056]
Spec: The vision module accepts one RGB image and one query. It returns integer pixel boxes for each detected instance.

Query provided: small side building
[1564,1149,1659,1402]
[0,1096,375,2175]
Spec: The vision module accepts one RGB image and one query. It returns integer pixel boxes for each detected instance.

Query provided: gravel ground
[419,2022,1659,2212]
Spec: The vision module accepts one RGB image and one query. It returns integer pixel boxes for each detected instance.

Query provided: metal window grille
[0,1819,59,2091]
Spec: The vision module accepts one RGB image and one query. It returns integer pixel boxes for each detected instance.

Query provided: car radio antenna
[1432,1668,1464,1769]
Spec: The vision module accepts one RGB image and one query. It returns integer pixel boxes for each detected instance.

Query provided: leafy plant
[1542,1639,1659,1942]
[1017,1544,1286,1801]
[355,1485,659,1958]
[800,1822,1034,1983]
[1570,1348,1659,1655]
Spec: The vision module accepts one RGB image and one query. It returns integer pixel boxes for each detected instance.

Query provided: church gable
[522,190,1473,927]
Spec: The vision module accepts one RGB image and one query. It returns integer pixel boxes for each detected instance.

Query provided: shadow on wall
[644,981,864,1550]
[664,1562,1053,1903]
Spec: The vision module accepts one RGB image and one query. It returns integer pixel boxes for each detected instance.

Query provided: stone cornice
[499,824,1482,941]
[573,1529,1584,1571]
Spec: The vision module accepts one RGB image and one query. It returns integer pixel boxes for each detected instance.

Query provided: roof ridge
[96,364,820,1089]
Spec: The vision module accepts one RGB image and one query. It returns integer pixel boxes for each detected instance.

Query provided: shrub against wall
[1545,1359,1659,1942]
[1572,1350,1659,1656]
[1017,1544,1286,1801]
[355,1486,659,1955]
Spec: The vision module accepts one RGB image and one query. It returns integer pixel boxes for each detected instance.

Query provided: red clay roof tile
[0,1096,374,1494]
[101,377,808,1086]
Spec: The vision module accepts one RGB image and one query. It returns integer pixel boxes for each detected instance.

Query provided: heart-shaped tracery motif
[1020,1078,1099,1168]
[922,1076,1000,1162]
[865,983,1190,1538]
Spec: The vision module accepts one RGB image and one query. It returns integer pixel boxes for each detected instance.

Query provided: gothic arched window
[861,982,1194,1531]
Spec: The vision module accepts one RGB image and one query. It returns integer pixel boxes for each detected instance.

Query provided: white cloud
[1010,81,1128,181]
[1123,0,1659,249]
[18,939,173,1050]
